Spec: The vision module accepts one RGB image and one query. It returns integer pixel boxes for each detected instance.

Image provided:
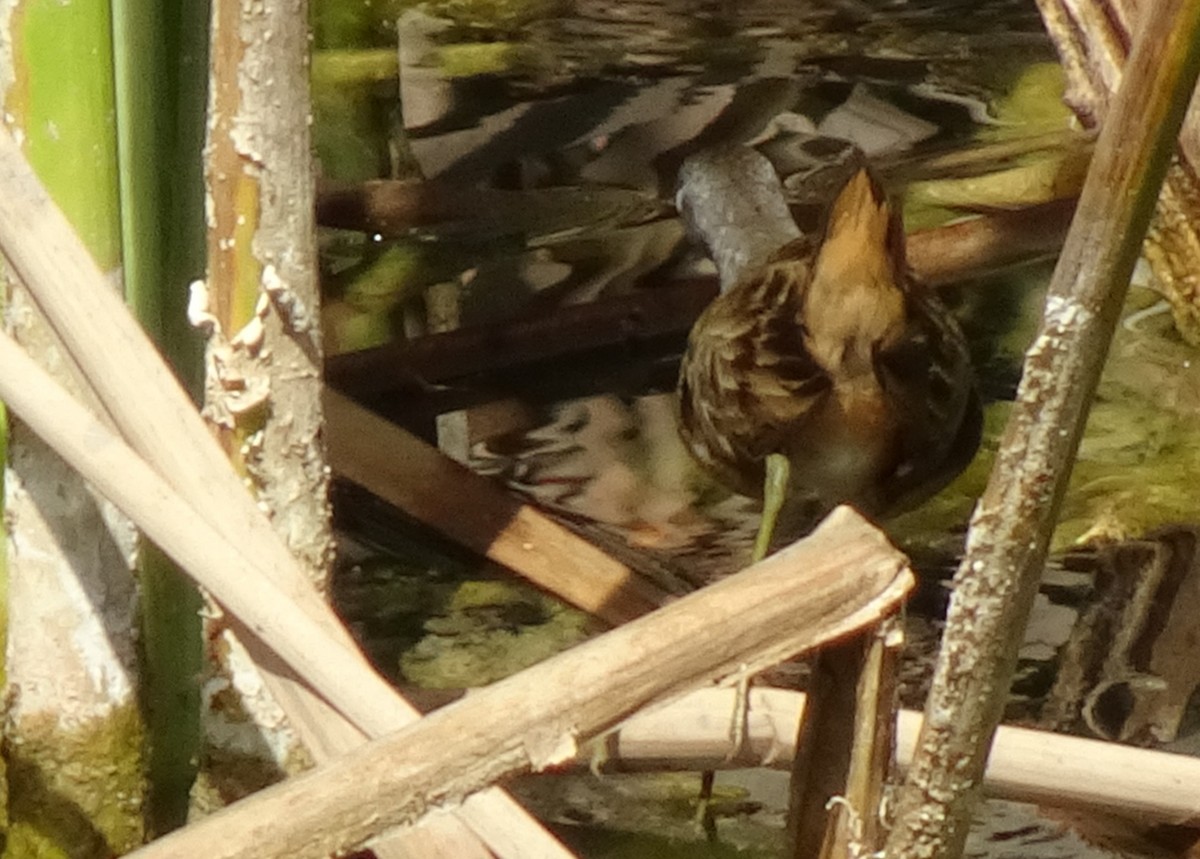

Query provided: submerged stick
[886,4,1200,859]
[675,145,805,292]
[324,388,669,624]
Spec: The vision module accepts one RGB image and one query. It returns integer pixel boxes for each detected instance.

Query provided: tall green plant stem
[111,0,209,833]
[2,0,143,855]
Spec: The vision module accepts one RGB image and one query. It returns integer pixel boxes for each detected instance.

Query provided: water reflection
[319,0,1071,581]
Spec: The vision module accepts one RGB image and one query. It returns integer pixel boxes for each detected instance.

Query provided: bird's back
[676,157,980,538]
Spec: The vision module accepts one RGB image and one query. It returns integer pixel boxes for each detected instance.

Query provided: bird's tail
[813,168,902,284]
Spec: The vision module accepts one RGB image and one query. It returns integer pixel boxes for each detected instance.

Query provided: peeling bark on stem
[886,4,1200,859]
[200,1,574,855]
[205,0,331,618]
[201,0,338,787]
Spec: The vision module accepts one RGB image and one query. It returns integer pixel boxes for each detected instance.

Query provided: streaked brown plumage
[677,158,981,545]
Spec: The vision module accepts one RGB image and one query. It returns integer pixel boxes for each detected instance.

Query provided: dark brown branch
[907,197,1076,286]
[325,277,714,396]
[325,199,1075,401]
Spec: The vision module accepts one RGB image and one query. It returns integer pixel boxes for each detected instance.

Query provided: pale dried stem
[578,688,1200,826]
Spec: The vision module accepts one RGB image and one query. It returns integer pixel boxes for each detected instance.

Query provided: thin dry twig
[885,4,1200,858]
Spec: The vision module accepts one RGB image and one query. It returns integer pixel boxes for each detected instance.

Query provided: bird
[675,144,981,560]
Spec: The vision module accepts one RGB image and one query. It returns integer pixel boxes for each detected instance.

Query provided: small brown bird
[676,145,981,557]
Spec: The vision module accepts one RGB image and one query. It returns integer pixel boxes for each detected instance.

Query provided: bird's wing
[677,259,833,494]
[734,263,835,433]
[875,283,982,507]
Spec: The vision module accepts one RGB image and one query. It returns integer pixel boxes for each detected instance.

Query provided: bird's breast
[785,377,899,512]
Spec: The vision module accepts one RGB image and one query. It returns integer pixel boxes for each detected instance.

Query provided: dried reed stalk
[886,4,1200,858]
[116,507,911,859]
[586,687,1200,826]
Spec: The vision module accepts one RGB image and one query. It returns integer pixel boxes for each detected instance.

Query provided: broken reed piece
[580,687,1200,828]
[819,617,902,859]
[783,626,902,859]
[1038,0,1200,346]
[123,506,914,859]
